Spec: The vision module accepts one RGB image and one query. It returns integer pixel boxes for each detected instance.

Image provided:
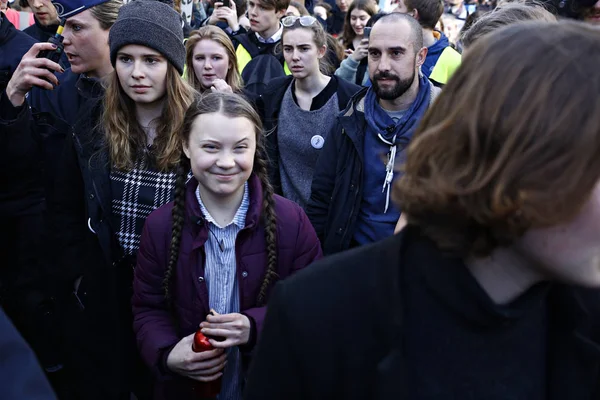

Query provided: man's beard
[372,69,415,101]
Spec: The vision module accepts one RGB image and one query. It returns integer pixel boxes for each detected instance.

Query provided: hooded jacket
[306,78,440,254]
[422,31,461,86]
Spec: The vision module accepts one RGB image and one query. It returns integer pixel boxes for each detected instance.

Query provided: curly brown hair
[394,21,600,258]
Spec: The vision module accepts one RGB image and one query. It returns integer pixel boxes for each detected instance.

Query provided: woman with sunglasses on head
[258,15,361,209]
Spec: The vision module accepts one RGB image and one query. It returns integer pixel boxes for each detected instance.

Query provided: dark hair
[313,1,333,18]
[288,0,310,15]
[460,3,555,48]
[403,0,444,30]
[395,21,600,258]
[341,0,378,49]
[255,0,290,12]
[164,93,278,306]
[374,12,424,52]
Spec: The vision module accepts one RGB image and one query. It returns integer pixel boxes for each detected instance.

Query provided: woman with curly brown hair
[132,92,322,399]
[244,21,600,400]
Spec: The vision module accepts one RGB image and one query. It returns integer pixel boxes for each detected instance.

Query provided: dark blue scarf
[364,74,432,145]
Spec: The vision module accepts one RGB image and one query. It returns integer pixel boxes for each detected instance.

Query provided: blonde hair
[103,64,196,172]
[185,27,243,93]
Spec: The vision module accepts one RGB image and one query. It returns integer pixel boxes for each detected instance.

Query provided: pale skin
[282,28,330,111]
[6,42,64,107]
[208,1,240,32]
[168,113,256,381]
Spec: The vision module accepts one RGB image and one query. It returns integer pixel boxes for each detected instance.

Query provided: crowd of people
[1,0,600,398]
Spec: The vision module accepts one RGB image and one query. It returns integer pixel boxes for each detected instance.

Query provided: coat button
[242,271,248,278]
[89,193,95,200]
[198,276,204,283]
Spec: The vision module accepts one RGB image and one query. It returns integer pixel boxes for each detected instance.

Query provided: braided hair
[163,93,279,306]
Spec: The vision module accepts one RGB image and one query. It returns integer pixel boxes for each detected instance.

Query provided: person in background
[1,0,121,396]
[444,0,476,30]
[132,93,322,400]
[185,26,244,94]
[582,0,599,24]
[0,4,35,91]
[287,0,309,15]
[459,2,555,50]
[439,12,460,43]
[258,15,360,208]
[335,0,377,86]
[51,1,195,398]
[20,0,69,68]
[394,0,461,86]
[326,0,348,34]
[313,0,331,20]
[307,13,440,255]
[244,21,600,400]
[1,0,34,28]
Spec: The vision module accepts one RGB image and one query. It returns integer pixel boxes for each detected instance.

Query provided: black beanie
[109,0,185,74]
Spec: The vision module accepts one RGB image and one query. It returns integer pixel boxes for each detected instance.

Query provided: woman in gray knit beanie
[51,1,195,398]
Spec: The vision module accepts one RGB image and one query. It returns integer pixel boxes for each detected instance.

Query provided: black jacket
[51,97,152,399]
[22,18,70,69]
[244,228,600,400]
[0,15,36,91]
[305,87,368,254]
[0,306,57,400]
[257,75,361,195]
[0,70,103,216]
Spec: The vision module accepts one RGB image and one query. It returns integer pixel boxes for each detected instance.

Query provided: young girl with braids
[132,92,322,399]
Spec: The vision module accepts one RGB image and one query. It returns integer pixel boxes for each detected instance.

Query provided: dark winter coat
[50,97,154,399]
[258,75,361,196]
[23,18,70,69]
[0,14,36,92]
[132,174,322,399]
[244,227,600,400]
[306,82,439,254]
[0,69,103,217]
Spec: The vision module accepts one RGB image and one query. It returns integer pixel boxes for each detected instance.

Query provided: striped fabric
[196,183,249,400]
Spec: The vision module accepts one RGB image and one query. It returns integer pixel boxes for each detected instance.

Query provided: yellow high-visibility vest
[235,44,292,75]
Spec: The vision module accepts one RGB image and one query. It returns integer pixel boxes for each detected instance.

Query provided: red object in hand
[191,329,223,398]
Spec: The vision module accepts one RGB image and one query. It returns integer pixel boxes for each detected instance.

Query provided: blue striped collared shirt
[196,183,249,400]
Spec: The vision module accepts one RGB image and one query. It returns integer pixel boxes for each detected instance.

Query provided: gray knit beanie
[109,0,185,74]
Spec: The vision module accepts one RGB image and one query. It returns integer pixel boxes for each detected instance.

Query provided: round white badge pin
[311,135,325,149]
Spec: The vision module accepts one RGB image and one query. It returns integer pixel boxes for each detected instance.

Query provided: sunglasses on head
[282,15,318,27]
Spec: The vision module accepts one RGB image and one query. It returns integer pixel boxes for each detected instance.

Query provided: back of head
[403,0,445,30]
[395,21,600,258]
[460,2,556,49]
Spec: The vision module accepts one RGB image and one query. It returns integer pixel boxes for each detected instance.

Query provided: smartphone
[221,0,230,7]
[363,27,372,40]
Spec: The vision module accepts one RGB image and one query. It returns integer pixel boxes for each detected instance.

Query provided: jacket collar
[186,174,264,248]
[76,73,105,100]
[32,16,59,34]
[373,227,600,399]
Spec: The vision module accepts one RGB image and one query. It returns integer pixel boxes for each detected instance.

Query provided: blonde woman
[185,26,244,94]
